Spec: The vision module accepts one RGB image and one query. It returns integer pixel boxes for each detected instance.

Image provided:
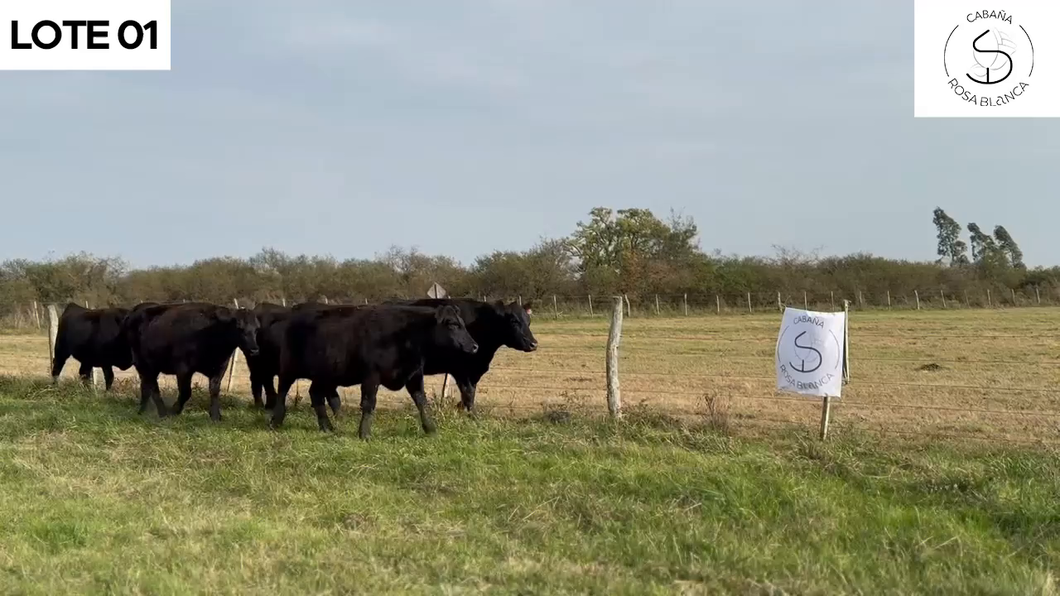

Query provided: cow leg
[309,383,335,432]
[262,375,279,410]
[170,372,194,416]
[138,377,151,414]
[358,378,380,440]
[406,374,437,435]
[77,362,93,387]
[269,377,294,429]
[102,366,115,392]
[50,336,69,384]
[455,377,478,416]
[249,366,264,409]
[327,388,341,418]
[141,373,167,418]
[207,372,224,422]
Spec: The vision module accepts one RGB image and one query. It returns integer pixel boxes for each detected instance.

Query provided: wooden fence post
[987,289,992,307]
[747,292,752,313]
[842,300,850,384]
[683,293,688,316]
[47,304,60,382]
[518,295,522,306]
[819,395,832,441]
[1036,286,1041,305]
[1011,288,1016,305]
[830,291,835,310]
[776,291,782,311]
[552,295,558,319]
[31,300,41,330]
[225,299,240,394]
[587,294,593,317]
[914,290,921,310]
[940,287,947,309]
[886,290,891,308]
[655,294,660,315]
[715,295,720,315]
[281,297,286,307]
[803,291,808,309]
[606,296,623,419]
[624,294,631,317]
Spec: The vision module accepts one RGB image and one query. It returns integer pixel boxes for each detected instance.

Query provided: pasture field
[0,309,1058,593]
[3,307,1060,443]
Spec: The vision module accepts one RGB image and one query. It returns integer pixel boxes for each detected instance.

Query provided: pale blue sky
[1,1,1057,268]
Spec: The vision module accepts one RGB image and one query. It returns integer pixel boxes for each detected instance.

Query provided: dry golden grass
[3,307,1060,444]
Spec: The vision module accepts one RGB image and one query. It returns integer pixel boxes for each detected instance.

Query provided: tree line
[1,206,1056,317]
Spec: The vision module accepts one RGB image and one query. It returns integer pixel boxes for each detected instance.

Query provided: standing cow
[270,303,478,438]
[50,303,134,391]
[122,302,260,421]
[400,298,538,413]
[245,301,293,409]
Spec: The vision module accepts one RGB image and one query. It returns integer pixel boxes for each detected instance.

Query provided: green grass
[0,377,1057,594]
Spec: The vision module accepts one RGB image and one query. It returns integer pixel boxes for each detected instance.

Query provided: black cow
[122,302,261,421]
[246,301,293,409]
[270,303,478,438]
[396,298,538,413]
[50,303,134,390]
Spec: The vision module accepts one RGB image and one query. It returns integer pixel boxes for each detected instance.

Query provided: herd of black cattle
[49,298,538,438]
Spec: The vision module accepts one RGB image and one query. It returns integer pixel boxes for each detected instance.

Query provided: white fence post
[914,290,921,310]
[606,296,623,419]
[225,299,240,394]
[47,304,60,381]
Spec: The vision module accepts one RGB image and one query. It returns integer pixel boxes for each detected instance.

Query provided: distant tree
[932,207,968,266]
[993,225,1025,269]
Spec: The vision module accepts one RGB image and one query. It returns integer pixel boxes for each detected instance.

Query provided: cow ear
[215,308,235,323]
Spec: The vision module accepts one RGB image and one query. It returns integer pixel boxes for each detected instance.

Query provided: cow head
[495,300,538,352]
[218,307,261,357]
[434,305,479,354]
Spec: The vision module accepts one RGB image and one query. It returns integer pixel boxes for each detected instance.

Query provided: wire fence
[2,285,1060,328]
[2,298,1059,448]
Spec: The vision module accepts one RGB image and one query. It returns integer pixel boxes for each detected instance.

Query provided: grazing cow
[271,303,478,438]
[397,298,538,413]
[50,303,133,390]
[122,302,261,421]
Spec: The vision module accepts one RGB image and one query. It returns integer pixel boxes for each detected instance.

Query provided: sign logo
[775,308,845,398]
[914,0,1059,118]
[943,10,1033,108]
[0,0,170,70]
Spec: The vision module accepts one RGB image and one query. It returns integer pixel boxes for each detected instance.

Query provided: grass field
[1,309,1059,593]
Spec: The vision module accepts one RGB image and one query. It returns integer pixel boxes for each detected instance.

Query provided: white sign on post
[775,308,846,398]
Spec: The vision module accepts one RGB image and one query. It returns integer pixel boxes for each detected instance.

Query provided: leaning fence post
[987,289,992,307]
[624,294,631,317]
[606,296,623,418]
[225,299,240,394]
[655,294,660,315]
[31,300,41,330]
[587,294,593,317]
[47,304,60,381]
[1011,288,1016,305]
[914,290,921,310]
[552,295,558,319]
[940,287,947,309]
[1036,286,1041,305]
